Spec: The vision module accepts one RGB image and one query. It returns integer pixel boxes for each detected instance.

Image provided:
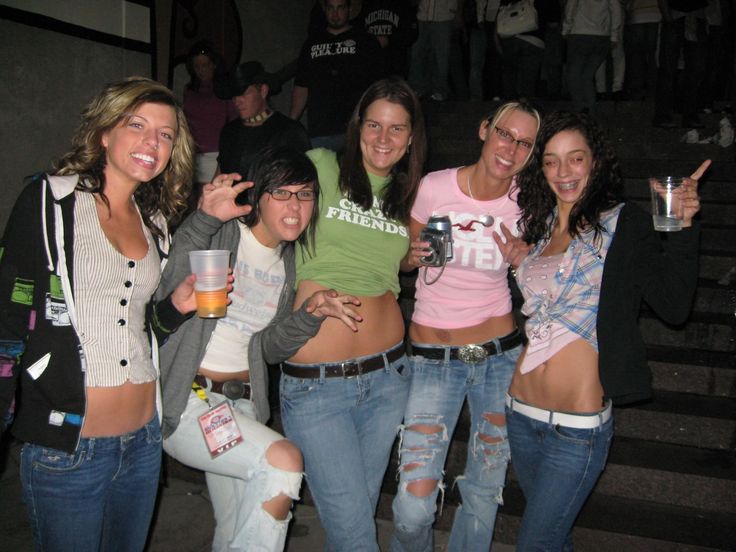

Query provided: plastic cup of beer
[649,176,684,232]
[188,250,230,318]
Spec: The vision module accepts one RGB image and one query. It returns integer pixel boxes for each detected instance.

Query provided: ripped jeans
[164,390,302,552]
[390,344,520,552]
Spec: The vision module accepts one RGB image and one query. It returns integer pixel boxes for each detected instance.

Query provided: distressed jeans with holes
[390,344,520,552]
[164,392,302,552]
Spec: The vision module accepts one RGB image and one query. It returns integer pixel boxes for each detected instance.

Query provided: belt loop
[491,336,502,356]
[547,410,554,426]
[444,347,451,363]
[382,350,389,372]
[319,364,326,383]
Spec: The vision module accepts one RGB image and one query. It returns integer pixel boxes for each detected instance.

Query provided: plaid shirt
[517,203,623,353]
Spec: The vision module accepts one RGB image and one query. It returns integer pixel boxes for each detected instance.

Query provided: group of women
[0,72,707,552]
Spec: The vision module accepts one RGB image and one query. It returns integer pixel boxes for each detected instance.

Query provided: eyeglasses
[267,189,316,201]
[494,126,534,150]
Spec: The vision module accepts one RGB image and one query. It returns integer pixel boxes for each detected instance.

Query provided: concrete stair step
[651,361,736,397]
[638,317,734,353]
[369,483,736,551]
[699,255,736,282]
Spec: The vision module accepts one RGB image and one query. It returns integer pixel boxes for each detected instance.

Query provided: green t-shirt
[296,149,409,297]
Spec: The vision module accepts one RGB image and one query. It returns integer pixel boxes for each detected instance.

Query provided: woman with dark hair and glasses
[391,101,540,552]
[155,146,361,552]
[507,111,707,550]
[279,76,427,551]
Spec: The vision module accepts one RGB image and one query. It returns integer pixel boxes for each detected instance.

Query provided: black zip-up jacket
[597,202,700,404]
[0,174,184,453]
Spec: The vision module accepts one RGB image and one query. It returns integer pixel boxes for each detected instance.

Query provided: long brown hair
[339,77,427,224]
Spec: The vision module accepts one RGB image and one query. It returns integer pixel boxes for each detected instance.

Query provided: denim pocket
[280,375,318,402]
[145,418,163,445]
[390,358,412,380]
[25,445,86,473]
[552,424,593,447]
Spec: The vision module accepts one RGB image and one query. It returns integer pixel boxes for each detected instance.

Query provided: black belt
[281,345,405,379]
[411,330,524,363]
[194,375,251,400]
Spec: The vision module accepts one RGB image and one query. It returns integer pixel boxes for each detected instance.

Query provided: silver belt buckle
[457,344,487,364]
[222,380,248,400]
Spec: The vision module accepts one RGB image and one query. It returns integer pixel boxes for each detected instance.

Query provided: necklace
[242,108,273,125]
[466,172,496,227]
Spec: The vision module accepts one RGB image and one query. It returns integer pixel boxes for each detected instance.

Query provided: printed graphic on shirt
[311,39,357,58]
[365,10,399,35]
[446,211,520,270]
[45,274,70,326]
[326,196,408,237]
[11,278,34,306]
[0,339,25,377]
[224,257,285,334]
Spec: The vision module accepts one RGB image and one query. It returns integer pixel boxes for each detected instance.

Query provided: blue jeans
[501,37,543,99]
[654,17,707,123]
[390,343,520,552]
[565,35,609,112]
[409,20,453,97]
[280,344,411,552]
[20,415,162,552]
[506,401,614,552]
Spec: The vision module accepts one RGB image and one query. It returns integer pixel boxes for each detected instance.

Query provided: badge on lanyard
[193,382,243,458]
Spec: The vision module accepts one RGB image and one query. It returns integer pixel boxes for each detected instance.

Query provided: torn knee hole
[408,423,443,435]
[403,461,425,472]
[478,433,504,445]
[406,478,439,497]
[482,412,506,426]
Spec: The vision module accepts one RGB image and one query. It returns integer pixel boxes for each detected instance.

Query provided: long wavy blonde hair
[54,77,195,235]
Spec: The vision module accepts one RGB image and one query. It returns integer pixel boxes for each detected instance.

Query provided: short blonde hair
[483,100,541,170]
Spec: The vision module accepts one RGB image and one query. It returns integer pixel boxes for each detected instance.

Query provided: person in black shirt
[361,0,417,79]
[216,61,310,176]
[290,0,383,152]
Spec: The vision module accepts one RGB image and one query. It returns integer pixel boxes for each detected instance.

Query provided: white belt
[505,394,612,429]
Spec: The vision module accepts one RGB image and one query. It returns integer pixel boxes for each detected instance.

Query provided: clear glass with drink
[188,250,230,318]
[649,176,684,232]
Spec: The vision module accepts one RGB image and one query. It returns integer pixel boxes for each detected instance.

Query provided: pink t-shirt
[411,167,521,329]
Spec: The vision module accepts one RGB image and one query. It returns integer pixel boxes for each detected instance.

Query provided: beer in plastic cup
[188,250,230,318]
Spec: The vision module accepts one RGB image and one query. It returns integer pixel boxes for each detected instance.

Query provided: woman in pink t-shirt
[391,101,540,552]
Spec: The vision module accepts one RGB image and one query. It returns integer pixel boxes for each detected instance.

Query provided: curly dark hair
[516,111,624,244]
[339,77,427,224]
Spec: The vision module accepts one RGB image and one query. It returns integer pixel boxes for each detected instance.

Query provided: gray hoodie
[154,209,322,438]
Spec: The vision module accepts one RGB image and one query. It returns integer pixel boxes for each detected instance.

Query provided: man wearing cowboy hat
[215,61,311,177]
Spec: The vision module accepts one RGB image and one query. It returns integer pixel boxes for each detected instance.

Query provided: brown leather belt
[194,375,251,400]
[281,344,405,379]
[411,330,524,363]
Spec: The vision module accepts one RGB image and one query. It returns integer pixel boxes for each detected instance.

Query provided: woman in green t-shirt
[279,77,427,551]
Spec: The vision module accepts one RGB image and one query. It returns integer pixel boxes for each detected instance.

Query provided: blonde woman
[392,101,540,552]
